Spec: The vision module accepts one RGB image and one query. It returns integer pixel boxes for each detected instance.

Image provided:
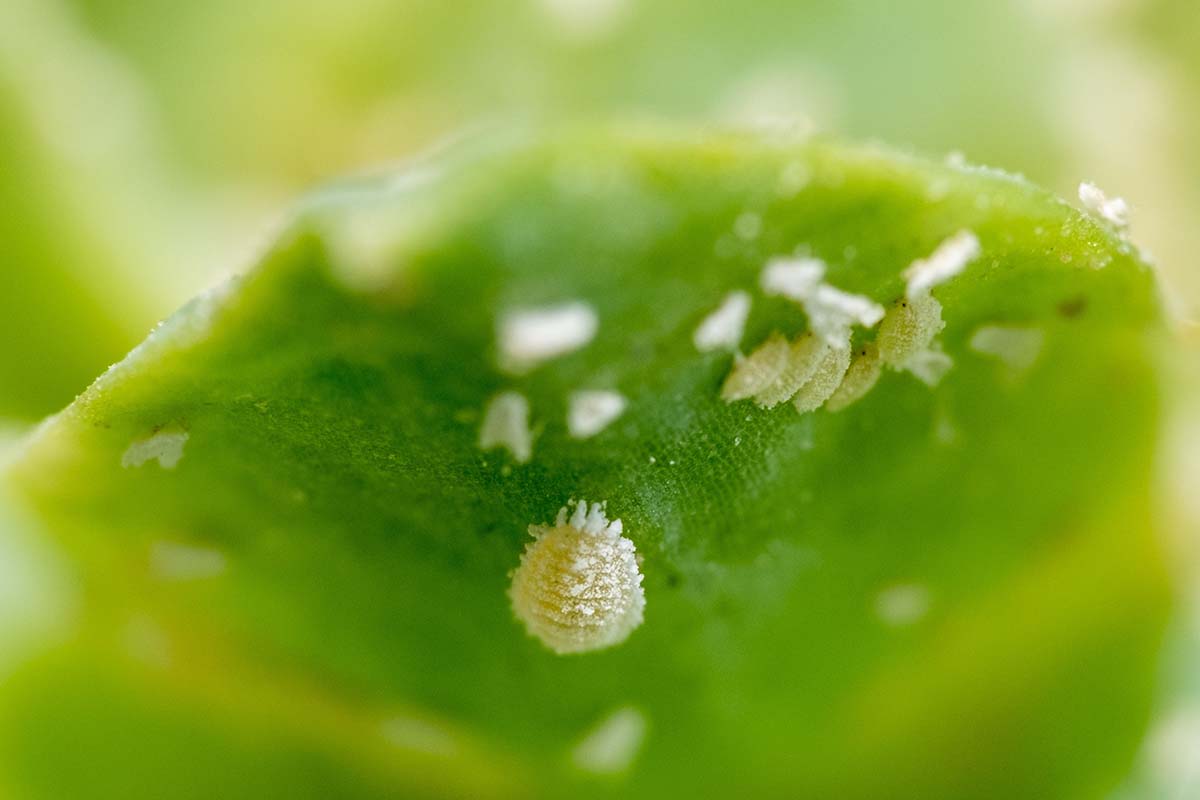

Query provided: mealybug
[510,500,645,654]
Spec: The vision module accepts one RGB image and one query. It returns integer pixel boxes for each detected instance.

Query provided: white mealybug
[720,332,790,401]
[876,293,945,369]
[567,390,627,439]
[693,291,752,353]
[968,325,1045,371]
[826,343,883,412]
[571,706,648,774]
[510,500,645,655]
[1078,181,1130,230]
[875,231,981,385]
[792,341,852,414]
[121,429,189,470]
[903,230,980,299]
[752,333,825,408]
[497,302,598,374]
[479,391,533,463]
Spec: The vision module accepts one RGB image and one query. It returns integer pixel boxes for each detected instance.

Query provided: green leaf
[1,128,1170,798]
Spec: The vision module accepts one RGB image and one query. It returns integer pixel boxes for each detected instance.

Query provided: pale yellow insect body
[510,500,645,655]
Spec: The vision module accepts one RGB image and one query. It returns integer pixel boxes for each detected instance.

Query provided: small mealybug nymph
[510,500,645,655]
[792,341,852,414]
[826,342,883,412]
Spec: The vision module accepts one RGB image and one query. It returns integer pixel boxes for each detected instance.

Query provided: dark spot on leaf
[1058,295,1088,318]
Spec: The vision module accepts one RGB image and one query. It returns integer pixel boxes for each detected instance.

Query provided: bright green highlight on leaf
[2,127,1169,798]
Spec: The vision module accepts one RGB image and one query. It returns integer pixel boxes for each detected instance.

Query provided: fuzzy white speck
[571,706,647,774]
[969,325,1045,370]
[693,291,751,353]
[537,0,631,41]
[150,541,226,581]
[777,161,811,196]
[498,302,598,374]
[568,390,627,439]
[1078,181,1130,228]
[903,346,954,387]
[381,716,458,756]
[1147,708,1200,797]
[734,211,763,241]
[479,391,533,463]
[760,256,825,300]
[875,584,931,626]
[121,430,189,469]
[904,230,981,299]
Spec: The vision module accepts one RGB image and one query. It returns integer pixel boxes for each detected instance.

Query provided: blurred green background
[2,0,1199,796]
[3,0,1200,422]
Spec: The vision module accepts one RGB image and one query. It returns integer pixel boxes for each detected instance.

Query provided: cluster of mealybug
[717,231,980,414]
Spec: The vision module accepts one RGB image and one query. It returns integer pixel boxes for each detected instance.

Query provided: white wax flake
[933,405,960,446]
[510,499,645,655]
[571,706,647,775]
[826,343,883,412]
[716,67,835,142]
[498,302,598,374]
[150,541,226,581]
[969,325,1045,370]
[121,430,189,470]
[875,584,931,627]
[805,284,885,348]
[568,390,627,439]
[734,211,763,241]
[537,0,632,42]
[693,291,751,353]
[721,332,791,402]
[1147,709,1200,798]
[479,392,533,463]
[760,256,826,301]
[761,256,883,348]
[777,161,811,197]
[903,230,981,299]
[904,347,954,387]
[1078,181,1130,229]
[381,716,458,757]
